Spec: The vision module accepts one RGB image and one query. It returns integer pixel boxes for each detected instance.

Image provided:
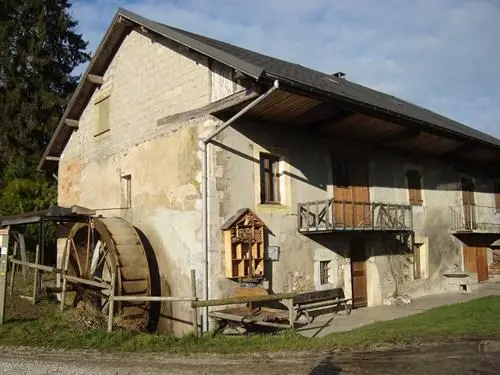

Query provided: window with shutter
[94,95,110,136]
[406,170,423,206]
[259,153,281,204]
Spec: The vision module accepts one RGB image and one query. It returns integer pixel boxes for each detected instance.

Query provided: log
[110,296,195,302]
[191,292,296,308]
[209,311,290,329]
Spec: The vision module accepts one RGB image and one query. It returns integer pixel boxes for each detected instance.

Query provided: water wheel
[61,217,151,329]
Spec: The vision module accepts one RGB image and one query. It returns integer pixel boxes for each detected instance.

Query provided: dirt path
[0,341,499,374]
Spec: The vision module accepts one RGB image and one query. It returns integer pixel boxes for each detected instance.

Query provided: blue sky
[71,0,500,138]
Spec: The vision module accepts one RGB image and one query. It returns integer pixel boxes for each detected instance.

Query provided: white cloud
[71,0,500,137]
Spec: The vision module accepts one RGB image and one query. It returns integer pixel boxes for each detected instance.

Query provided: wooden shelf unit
[223,210,266,279]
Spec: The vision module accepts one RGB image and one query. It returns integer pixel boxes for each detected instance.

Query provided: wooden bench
[293,288,351,323]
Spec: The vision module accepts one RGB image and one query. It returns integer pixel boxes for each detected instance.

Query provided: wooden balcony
[450,205,500,233]
[298,199,413,233]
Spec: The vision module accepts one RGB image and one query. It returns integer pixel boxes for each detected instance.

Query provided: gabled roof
[221,208,267,230]
[39,7,500,170]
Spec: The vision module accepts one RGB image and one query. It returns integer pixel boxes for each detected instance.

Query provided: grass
[2,286,500,353]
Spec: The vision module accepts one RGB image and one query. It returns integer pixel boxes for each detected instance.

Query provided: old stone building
[39,8,500,334]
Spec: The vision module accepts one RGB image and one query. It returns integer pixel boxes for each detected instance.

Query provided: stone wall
[58,28,216,335]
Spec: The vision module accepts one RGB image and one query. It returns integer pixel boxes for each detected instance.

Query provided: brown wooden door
[332,157,370,229]
[351,238,368,308]
[463,245,489,282]
[461,178,476,230]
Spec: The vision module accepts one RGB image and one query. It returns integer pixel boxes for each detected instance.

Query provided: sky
[71,0,500,137]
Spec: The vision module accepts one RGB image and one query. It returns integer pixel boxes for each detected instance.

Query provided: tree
[0,0,89,214]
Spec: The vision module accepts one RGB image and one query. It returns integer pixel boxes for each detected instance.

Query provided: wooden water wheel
[61,217,151,329]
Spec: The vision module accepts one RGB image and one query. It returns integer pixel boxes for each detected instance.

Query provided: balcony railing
[450,205,500,233]
[298,199,413,233]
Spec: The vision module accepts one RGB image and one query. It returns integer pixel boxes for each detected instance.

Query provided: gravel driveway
[0,341,499,375]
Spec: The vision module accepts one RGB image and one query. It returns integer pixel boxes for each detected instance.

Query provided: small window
[320,261,330,285]
[406,170,423,206]
[494,182,500,212]
[94,96,110,136]
[260,153,281,204]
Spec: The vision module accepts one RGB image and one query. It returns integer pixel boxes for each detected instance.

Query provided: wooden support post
[60,241,70,312]
[8,242,18,296]
[107,271,116,333]
[342,201,346,229]
[297,204,302,230]
[288,298,295,329]
[306,202,310,228]
[315,201,319,231]
[0,228,10,324]
[325,199,330,230]
[190,269,198,336]
[32,244,40,304]
[38,222,44,298]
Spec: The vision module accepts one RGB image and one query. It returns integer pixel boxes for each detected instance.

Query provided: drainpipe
[201,80,280,333]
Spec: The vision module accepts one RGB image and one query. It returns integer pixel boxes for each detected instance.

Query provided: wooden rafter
[87,74,104,85]
[377,127,421,144]
[440,143,478,158]
[64,119,79,129]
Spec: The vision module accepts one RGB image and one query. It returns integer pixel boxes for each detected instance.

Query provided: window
[320,261,330,285]
[494,182,500,212]
[94,96,110,136]
[260,153,281,204]
[406,170,423,206]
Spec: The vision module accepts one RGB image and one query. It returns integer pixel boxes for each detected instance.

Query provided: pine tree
[0,0,89,215]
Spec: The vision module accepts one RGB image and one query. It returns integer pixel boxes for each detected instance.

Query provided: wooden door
[463,245,489,282]
[332,157,370,229]
[351,238,368,308]
[461,178,476,230]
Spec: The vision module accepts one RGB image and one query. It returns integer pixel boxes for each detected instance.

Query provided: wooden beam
[441,143,478,158]
[305,112,358,133]
[157,89,260,127]
[45,156,60,162]
[117,15,134,27]
[377,128,421,144]
[64,118,79,129]
[293,103,349,125]
[87,74,104,85]
[191,292,296,308]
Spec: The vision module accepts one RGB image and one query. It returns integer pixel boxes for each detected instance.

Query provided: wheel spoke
[90,241,102,277]
[92,245,109,279]
[69,239,82,276]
